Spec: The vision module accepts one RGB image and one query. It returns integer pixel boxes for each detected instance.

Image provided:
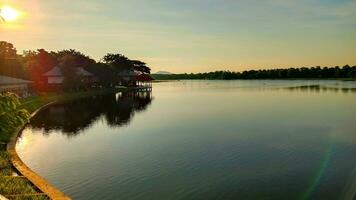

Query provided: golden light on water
[0,6,19,22]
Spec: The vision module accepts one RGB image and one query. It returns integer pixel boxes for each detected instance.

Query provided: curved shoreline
[7,101,71,200]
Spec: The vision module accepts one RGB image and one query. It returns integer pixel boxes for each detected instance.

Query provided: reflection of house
[43,66,95,86]
[0,75,32,97]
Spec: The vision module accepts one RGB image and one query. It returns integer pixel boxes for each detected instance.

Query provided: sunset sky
[1,0,355,73]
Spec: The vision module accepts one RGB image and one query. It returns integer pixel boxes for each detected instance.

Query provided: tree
[349,66,356,78]
[23,49,57,84]
[151,65,356,80]
[55,49,95,68]
[58,54,85,91]
[61,67,84,91]
[85,62,117,87]
[130,60,151,74]
[53,50,96,90]
[0,41,17,59]
[0,93,30,143]
[0,41,25,78]
[102,53,132,71]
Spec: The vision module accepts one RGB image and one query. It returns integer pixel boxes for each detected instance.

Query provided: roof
[43,66,63,76]
[118,69,139,76]
[0,75,32,85]
[75,67,93,76]
[43,66,93,77]
[136,74,154,81]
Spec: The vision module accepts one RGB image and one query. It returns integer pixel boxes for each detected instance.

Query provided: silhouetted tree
[131,60,151,74]
[102,53,132,71]
[0,41,25,78]
[23,49,56,84]
[152,65,356,80]
[54,49,95,68]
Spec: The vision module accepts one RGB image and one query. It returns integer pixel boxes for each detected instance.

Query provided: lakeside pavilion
[135,73,154,88]
[0,75,32,97]
[117,69,154,87]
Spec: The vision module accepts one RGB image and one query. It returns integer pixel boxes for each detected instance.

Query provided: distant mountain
[154,71,173,75]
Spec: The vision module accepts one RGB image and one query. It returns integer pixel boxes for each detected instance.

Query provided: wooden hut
[42,66,95,89]
[42,66,64,85]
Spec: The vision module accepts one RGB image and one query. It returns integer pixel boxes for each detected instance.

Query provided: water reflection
[17,81,356,200]
[283,85,356,94]
[29,91,153,137]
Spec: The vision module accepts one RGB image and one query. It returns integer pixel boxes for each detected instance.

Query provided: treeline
[152,65,356,80]
[0,41,150,89]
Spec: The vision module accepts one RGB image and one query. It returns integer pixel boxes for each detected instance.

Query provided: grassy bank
[0,87,125,199]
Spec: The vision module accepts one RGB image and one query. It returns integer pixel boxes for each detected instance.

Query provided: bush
[0,92,30,143]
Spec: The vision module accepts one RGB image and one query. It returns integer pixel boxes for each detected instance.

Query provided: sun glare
[0,6,19,22]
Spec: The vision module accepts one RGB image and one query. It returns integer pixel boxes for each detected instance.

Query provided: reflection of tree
[29,91,153,137]
[102,91,153,127]
[284,85,356,94]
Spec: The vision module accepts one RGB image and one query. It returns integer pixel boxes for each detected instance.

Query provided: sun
[0,6,19,22]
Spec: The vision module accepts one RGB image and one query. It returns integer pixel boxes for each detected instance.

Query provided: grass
[0,147,49,200]
[0,177,38,195]
[6,195,49,200]
[0,152,13,176]
[0,87,126,199]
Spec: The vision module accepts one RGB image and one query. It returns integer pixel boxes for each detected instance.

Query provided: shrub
[0,92,30,143]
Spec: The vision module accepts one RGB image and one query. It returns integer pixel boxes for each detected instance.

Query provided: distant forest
[152,65,356,80]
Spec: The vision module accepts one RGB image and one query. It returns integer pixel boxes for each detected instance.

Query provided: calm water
[17,80,356,200]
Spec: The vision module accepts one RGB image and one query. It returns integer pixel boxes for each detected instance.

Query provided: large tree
[55,49,95,69]
[102,53,132,71]
[23,49,57,83]
[57,52,88,90]
[85,62,117,87]
[0,41,25,78]
[102,53,151,74]
[130,60,151,74]
[0,41,17,58]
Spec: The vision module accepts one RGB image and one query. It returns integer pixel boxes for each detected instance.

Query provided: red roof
[136,74,154,81]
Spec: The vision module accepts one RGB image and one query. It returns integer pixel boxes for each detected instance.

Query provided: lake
[17,80,356,200]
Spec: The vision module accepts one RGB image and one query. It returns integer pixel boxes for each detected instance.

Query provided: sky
[0,0,355,73]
